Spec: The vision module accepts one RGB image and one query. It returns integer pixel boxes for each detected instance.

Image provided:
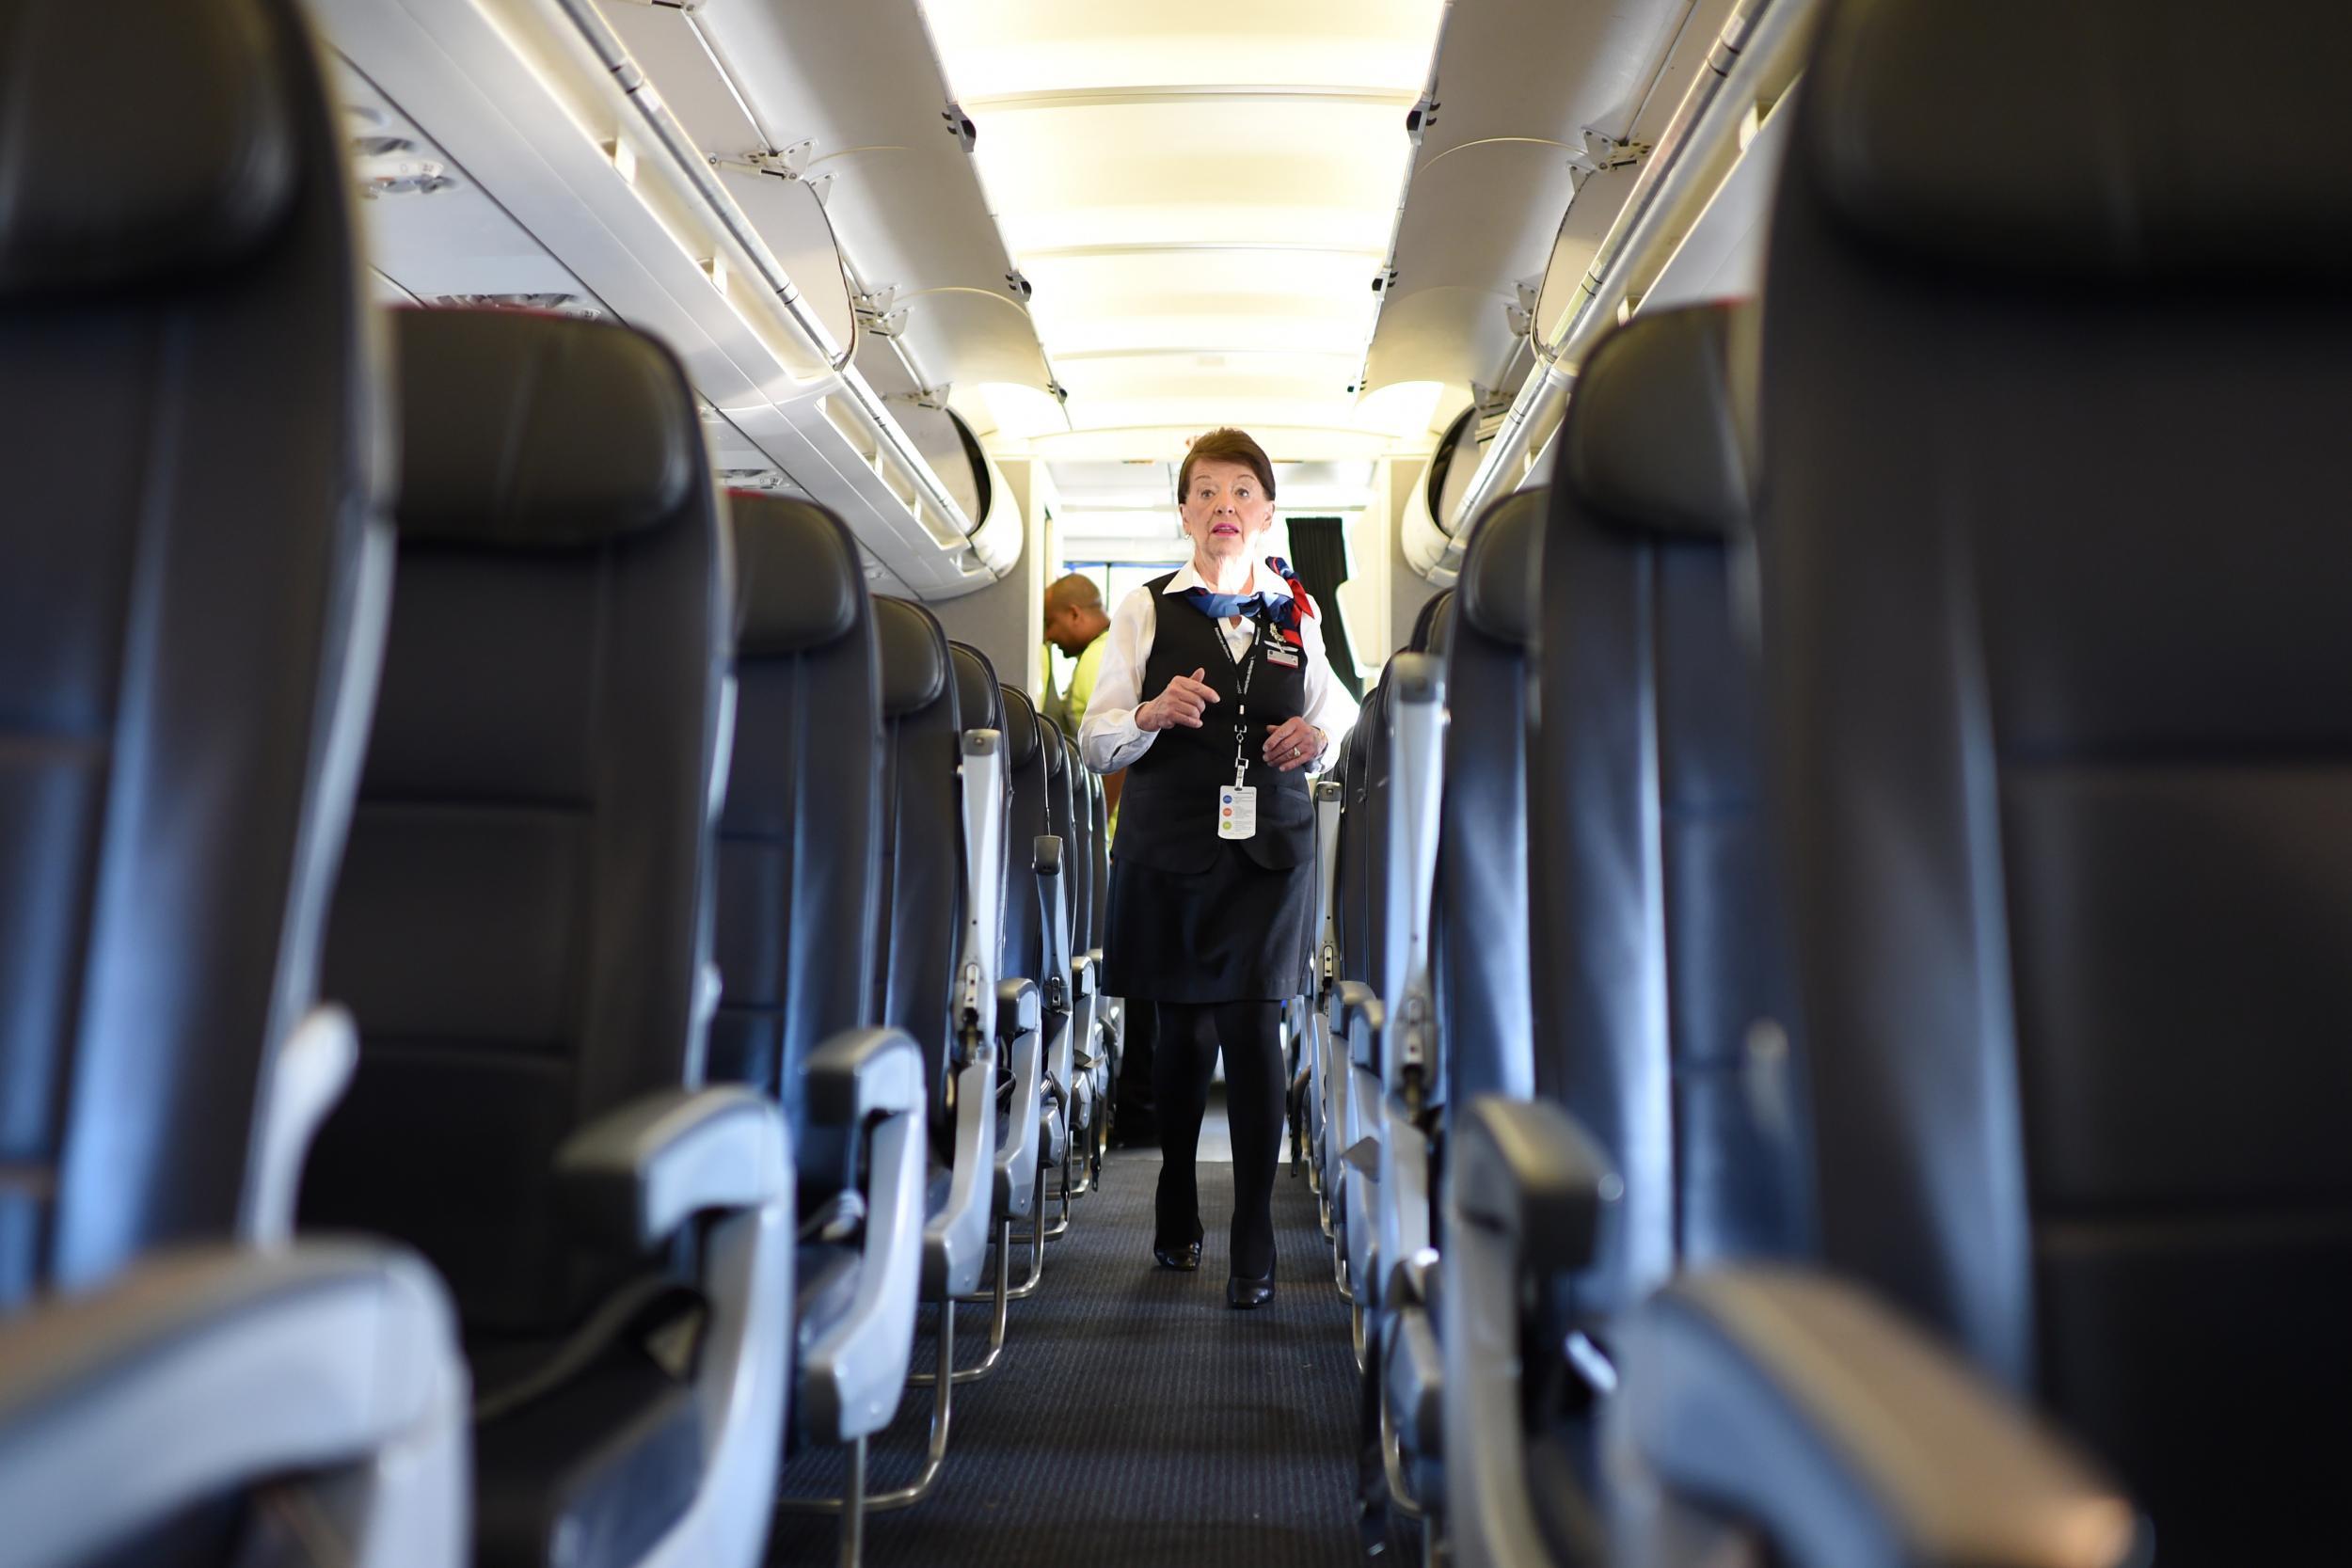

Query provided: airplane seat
[869,600,966,1146]
[1442,301,1819,1568]
[998,688,1065,1157]
[1532,300,1802,1323]
[715,494,926,1506]
[946,647,1045,1239]
[0,2,468,1562]
[1053,735,1103,1182]
[1371,488,1549,1531]
[300,308,792,1568]
[1624,2,2352,1558]
[1036,724,1079,1175]
[1436,489,1545,1117]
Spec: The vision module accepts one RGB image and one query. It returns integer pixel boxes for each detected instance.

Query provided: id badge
[1217,784,1259,840]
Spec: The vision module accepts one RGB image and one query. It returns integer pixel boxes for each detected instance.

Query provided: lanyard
[1214,618,1261,787]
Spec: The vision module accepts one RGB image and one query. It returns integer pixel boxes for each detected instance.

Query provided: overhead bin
[317,0,1018,597]
[672,0,1060,430]
[1422,0,1817,577]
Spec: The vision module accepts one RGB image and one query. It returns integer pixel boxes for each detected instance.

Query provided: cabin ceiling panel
[920,0,1446,458]
[1363,0,1740,401]
[926,0,1446,95]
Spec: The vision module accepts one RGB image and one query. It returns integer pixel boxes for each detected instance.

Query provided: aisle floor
[768,1114,1374,1567]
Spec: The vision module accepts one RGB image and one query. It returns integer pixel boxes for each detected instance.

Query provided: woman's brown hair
[1177,427,1276,504]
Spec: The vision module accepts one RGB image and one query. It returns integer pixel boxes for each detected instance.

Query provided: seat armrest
[1450,1096,1617,1277]
[1336,979,1384,1071]
[1618,1269,2139,1568]
[996,976,1041,1041]
[804,1026,927,1125]
[556,1085,789,1252]
[0,1243,467,1568]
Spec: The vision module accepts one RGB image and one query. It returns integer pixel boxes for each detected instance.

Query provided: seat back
[1088,765,1111,953]
[0,0,387,1303]
[1759,4,2352,1544]
[1043,728,1080,959]
[1532,302,1800,1321]
[1335,682,1382,988]
[948,642,1006,736]
[1059,738,1092,958]
[1435,492,1543,1116]
[304,309,725,1338]
[715,494,882,1196]
[871,598,964,1132]
[996,686,1049,986]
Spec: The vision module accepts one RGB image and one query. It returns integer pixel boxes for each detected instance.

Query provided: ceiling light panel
[919,0,1445,448]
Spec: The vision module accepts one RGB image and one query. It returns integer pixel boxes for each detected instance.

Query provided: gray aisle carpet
[767,1141,1379,1568]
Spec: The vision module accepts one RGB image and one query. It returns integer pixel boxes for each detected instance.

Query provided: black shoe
[1226,1270,1276,1309]
[1153,1221,1203,1272]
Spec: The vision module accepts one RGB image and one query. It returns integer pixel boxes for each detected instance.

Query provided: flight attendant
[1080,428,1358,1307]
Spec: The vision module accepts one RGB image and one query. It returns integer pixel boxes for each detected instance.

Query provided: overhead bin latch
[1566,128,1652,179]
[942,103,977,152]
[747,142,815,180]
[1405,93,1438,145]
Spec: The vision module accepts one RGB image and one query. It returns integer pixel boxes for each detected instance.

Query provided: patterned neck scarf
[1180,556,1316,648]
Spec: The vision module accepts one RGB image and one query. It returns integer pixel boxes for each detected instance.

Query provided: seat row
[0,4,1120,1565]
[1303,1,2352,1565]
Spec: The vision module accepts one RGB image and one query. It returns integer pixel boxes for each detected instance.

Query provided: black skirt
[1101,840,1315,1003]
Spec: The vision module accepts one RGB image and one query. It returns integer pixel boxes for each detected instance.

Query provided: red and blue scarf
[1181,556,1316,649]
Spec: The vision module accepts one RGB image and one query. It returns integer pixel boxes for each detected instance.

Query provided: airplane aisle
[772,1132,1383,1568]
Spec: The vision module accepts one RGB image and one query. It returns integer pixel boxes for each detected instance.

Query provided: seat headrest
[1043,725,1066,777]
[949,644,1004,733]
[0,0,299,298]
[1425,593,1455,657]
[729,494,863,656]
[1407,589,1453,653]
[1457,488,1546,648]
[1805,0,2352,279]
[394,309,698,546]
[1559,303,1749,540]
[1000,686,1040,768]
[874,597,952,721]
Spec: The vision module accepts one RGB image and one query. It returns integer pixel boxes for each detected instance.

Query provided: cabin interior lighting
[918,0,1446,453]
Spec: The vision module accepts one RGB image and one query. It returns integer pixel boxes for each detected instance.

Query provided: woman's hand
[1137,667,1219,732]
[1263,717,1326,772]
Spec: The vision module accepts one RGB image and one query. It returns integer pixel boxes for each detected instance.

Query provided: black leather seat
[946,646,1045,1257]
[716,494,927,1549]
[997,686,1063,1217]
[1375,489,1549,1528]
[0,3,466,1561]
[1532,301,1800,1315]
[819,595,998,1513]
[871,600,966,1150]
[1440,303,1819,1568]
[1626,3,2352,1558]
[1036,716,1079,1181]
[301,309,794,1568]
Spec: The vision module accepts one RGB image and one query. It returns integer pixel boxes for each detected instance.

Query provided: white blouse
[1077,558,1360,775]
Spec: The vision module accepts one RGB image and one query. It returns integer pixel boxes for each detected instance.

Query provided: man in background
[1043,574,1114,793]
[1043,571,1152,1143]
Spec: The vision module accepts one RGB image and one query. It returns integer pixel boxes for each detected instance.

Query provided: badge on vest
[1265,646,1300,668]
[1217,785,1258,840]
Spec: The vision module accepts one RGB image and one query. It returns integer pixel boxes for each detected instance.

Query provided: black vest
[1119,574,1315,872]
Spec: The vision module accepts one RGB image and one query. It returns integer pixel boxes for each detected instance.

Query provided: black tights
[1154,1000,1284,1279]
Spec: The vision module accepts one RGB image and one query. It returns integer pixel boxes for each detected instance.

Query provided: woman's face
[1179,458,1275,564]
